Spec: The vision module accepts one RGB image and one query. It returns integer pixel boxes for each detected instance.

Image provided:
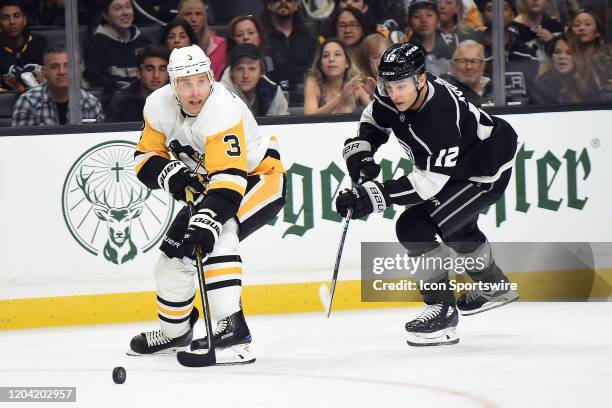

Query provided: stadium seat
[207,0,264,25]
[139,24,162,43]
[30,26,89,51]
[0,91,17,126]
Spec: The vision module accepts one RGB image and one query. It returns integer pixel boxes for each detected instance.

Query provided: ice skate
[190,309,255,365]
[457,286,519,316]
[405,303,459,346]
[127,307,199,355]
[458,263,519,316]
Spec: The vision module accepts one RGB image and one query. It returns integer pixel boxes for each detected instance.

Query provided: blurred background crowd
[0,0,610,126]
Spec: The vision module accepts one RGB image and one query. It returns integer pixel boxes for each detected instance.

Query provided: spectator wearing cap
[476,0,540,102]
[12,44,104,126]
[440,39,492,106]
[221,42,289,117]
[107,44,169,122]
[511,0,565,60]
[159,18,199,51]
[177,0,226,81]
[260,0,319,94]
[0,0,47,93]
[224,15,276,80]
[405,0,455,77]
[83,0,152,91]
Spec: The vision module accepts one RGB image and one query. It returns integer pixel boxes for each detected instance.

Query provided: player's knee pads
[443,222,487,254]
[409,244,451,284]
[154,253,197,338]
[206,218,242,321]
[396,207,439,256]
[154,253,196,301]
[449,240,493,279]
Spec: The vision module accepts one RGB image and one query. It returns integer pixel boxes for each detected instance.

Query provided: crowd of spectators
[0,0,610,127]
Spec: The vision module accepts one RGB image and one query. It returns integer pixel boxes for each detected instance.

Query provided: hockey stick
[168,152,216,367]
[176,187,217,367]
[319,177,363,317]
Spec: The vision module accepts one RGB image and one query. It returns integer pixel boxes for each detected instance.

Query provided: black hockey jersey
[359,73,517,205]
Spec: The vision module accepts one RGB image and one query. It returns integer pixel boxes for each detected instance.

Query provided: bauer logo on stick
[62,141,175,265]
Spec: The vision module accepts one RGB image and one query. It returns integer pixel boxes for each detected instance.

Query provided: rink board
[0,109,611,328]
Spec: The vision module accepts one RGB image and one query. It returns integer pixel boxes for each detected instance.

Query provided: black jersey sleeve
[357,100,392,153]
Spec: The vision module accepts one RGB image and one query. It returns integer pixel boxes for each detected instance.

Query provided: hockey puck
[112,366,126,384]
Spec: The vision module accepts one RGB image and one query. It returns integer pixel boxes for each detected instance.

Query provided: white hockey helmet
[167,45,214,90]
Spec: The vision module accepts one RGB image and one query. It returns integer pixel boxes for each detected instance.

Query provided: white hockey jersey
[134,83,283,222]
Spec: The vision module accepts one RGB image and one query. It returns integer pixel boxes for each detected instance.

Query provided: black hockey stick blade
[177,349,216,367]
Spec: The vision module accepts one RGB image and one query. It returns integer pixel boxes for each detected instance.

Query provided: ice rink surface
[1,302,611,408]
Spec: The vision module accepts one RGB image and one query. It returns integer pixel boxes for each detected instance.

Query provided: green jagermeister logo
[62,141,175,265]
[281,143,591,236]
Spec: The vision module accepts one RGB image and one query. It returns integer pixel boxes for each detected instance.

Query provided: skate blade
[460,291,519,316]
[126,345,189,356]
[406,327,459,347]
[192,344,256,365]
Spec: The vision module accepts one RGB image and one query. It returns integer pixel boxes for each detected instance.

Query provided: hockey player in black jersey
[336,42,519,346]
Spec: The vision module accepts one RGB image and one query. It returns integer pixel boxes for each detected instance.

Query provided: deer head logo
[76,169,151,264]
[62,141,175,266]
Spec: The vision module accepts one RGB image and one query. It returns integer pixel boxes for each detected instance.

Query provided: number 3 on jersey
[434,146,459,167]
[223,134,241,157]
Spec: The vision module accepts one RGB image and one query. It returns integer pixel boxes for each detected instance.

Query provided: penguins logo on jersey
[62,141,175,265]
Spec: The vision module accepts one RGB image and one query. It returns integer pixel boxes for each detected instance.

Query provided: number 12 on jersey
[434,146,459,167]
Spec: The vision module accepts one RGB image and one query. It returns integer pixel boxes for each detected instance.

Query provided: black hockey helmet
[376,42,426,97]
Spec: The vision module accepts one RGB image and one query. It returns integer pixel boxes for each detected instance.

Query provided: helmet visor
[376,76,416,97]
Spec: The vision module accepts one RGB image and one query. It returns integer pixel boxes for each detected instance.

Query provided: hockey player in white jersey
[127,45,286,364]
[336,42,519,346]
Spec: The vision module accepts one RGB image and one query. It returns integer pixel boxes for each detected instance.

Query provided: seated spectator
[11,44,104,126]
[132,0,180,25]
[533,33,600,104]
[107,44,169,122]
[437,0,484,45]
[304,38,372,115]
[511,0,565,60]
[177,0,225,81]
[477,0,540,102]
[260,0,319,94]
[406,0,455,76]
[83,0,152,91]
[355,32,391,81]
[334,0,404,42]
[221,43,289,117]
[440,39,492,106]
[569,9,612,96]
[160,18,198,51]
[224,15,275,79]
[330,7,372,59]
[0,0,46,93]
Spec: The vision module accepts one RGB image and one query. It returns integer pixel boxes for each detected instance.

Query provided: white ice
[1,303,611,408]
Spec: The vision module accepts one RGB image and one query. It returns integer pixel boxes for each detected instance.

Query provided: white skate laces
[415,304,443,322]
[145,330,172,347]
[213,317,229,337]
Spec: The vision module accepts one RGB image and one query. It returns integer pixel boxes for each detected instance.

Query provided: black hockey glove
[335,180,389,219]
[343,138,381,183]
[157,160,206,203]
[182,208,221,256]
